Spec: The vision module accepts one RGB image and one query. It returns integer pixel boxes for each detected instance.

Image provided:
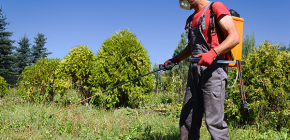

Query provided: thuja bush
[57,45,95,102]
[225,41,290,131]
[19,58,60,102]
[0,76,7,96]
[90,29,154,109]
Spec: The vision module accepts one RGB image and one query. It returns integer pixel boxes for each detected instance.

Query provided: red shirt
[185,2,231,49]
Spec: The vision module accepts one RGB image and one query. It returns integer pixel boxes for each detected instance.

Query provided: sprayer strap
[209,2,216,35]
[237,60,248,109]
[209,2,234,61]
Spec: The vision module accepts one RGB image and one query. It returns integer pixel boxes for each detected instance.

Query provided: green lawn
[0,89,289,139]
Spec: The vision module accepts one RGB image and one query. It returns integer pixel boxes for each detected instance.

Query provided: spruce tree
[166,32,189,103]
[0,7,16,77]
[242,31,255,58]
[15,35,31,75]
[153,63,164,93]
[31,33,51,64]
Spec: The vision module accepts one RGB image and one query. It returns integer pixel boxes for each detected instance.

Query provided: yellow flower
[257,100,260,103]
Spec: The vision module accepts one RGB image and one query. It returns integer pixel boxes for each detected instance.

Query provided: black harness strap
[209,2,234,61]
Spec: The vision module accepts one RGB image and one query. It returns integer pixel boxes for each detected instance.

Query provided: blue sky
[2,0,290,65]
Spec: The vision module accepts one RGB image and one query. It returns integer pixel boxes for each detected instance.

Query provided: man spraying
[164,0,240,139]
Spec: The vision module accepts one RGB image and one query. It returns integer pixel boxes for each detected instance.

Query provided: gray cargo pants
[179,60,229,140]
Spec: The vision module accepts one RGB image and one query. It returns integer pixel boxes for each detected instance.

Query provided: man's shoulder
[211,2,230,18]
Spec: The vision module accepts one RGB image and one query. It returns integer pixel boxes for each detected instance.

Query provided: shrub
[0,76,7,96]
[90,29,154,109]
[57,45,95,102]
[19,58,60,102]
[225,41,290,131]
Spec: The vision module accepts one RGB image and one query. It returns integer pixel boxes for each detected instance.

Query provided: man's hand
[195,49,217,66]
[164,56,180,70]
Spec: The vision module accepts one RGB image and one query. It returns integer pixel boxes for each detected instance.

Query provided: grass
[0,89,289,139]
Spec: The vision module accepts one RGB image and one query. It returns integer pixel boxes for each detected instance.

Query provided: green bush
[90,29,154,109]
[225,41,290,131]
[19,58,60,102]
[57,45,95,102]
[0,76,7,96]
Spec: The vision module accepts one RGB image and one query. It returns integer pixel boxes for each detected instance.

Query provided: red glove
[195,49,218,66]
[164,56,180,70]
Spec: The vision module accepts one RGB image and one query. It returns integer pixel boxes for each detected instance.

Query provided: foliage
[278,43,290,52]
[15,35,31,75]
[165,32,189,103]
[31,33,52,64]
[0,76,7,96]
[152,63,164,92]
[242,31,255,58]
[19,58,60,102]
[0,7,16,77]
[57,45,95,102]
[225,41,290,131]
[90,29,153,109]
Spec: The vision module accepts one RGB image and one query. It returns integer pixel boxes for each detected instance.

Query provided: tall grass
[0,89,289,139]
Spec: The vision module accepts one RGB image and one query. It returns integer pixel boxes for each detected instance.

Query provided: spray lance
[49,56,247,119]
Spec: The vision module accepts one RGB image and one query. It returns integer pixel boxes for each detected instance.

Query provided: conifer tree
[90,29,153,108]
[153,63,164,93]
[0,7,16,77]
[166,32,189,103]
[242,31,255,58]
[31,33,51,64]
[15,35,31,75]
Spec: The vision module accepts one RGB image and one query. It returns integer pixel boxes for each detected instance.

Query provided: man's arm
[176,44,191,61]
[213,14,240,56]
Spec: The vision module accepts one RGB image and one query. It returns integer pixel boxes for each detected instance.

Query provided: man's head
[179,0,196,10]
[179,0,209,11]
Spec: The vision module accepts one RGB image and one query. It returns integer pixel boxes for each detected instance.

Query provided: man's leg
[180,64,204,140]
[202,64,229,140]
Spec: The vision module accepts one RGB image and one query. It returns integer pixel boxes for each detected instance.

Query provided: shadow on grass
[134,125,181,140]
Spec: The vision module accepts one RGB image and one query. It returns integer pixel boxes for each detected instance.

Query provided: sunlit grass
[0,89,289,139]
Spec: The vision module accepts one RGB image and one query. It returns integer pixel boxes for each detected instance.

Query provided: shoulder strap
[209,2,216,35]
[197,2,212,29]
[209,2,234,61]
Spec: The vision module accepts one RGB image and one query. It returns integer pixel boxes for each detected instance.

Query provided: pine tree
[153,63,164,93]
[31,33,51,64]
[242,31,255,58]
[166,32,189,103]
[0,7,16,77]
[15,35,31,75]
